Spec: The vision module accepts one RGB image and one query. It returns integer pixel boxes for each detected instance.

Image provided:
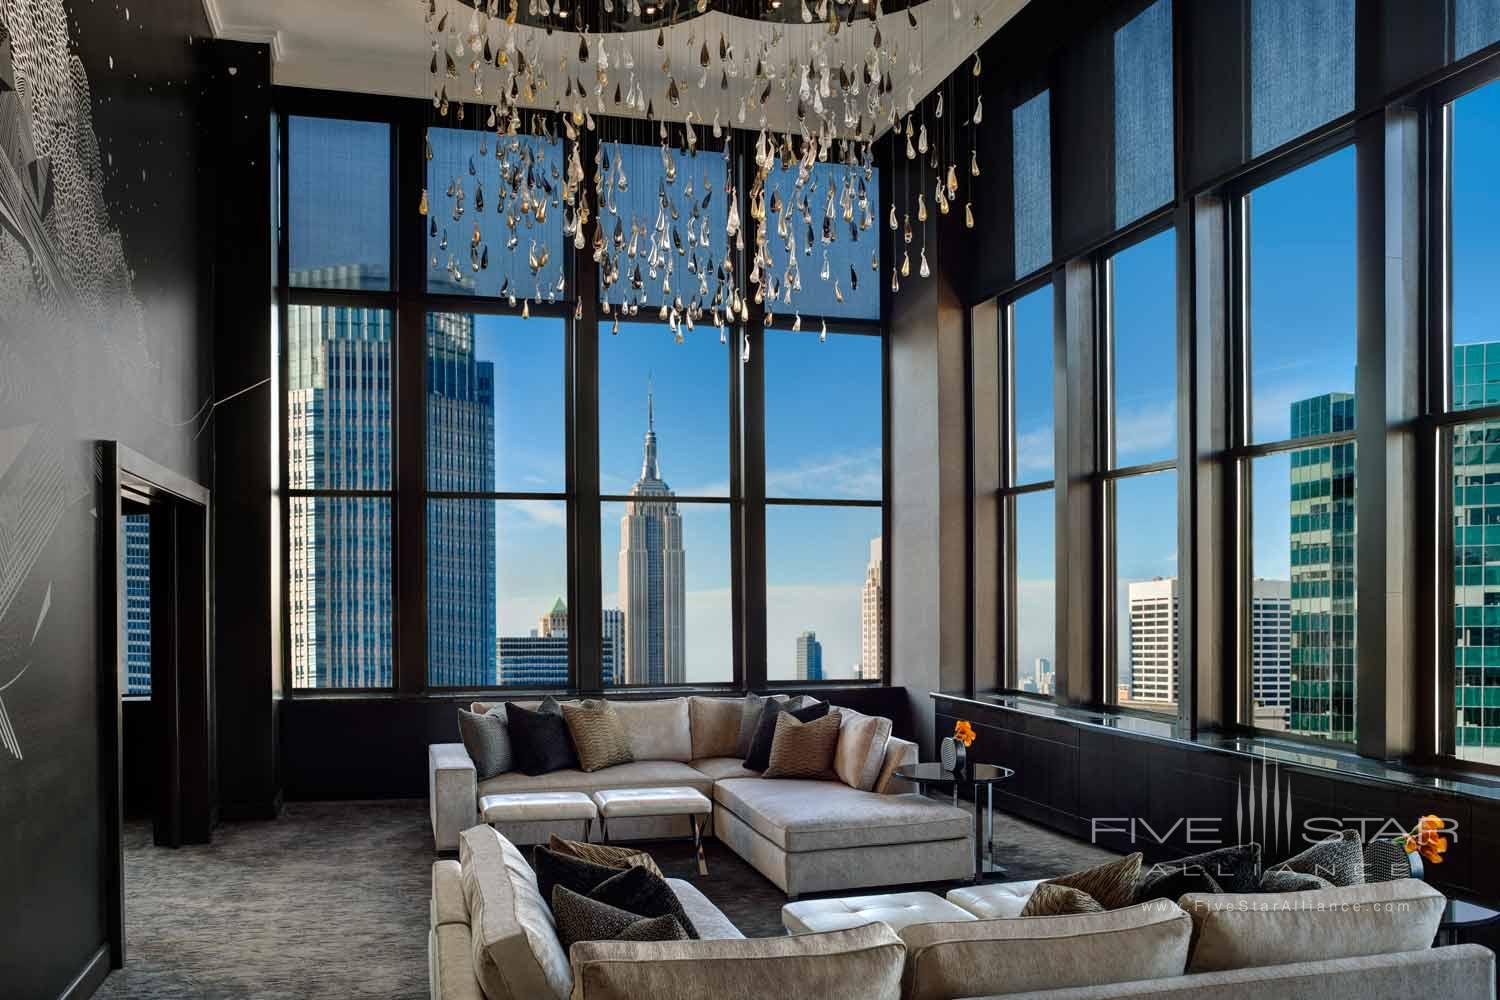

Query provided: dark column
[970,298,1002,694]
[1355,108,1421,759]
[211,40,280,819]
[572,130,604,694]
[1053,261,1100,707]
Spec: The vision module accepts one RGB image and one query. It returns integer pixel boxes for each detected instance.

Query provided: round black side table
[895,762,1014,882]
[1437,897,1500,947]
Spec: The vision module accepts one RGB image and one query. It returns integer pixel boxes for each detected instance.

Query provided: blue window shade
[1114,0,1175,228]
[1458,0,1500,59]
[1013,91,1053,278]
[758,161,881,320]
[289,117,391,290]
[426,129,565,302]
[1250,0,1355,156]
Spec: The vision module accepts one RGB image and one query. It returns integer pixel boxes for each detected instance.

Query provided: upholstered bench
[593,786,713,874]
[480,791,598,842]
[945,878,1045,918]
[782,891,978,935]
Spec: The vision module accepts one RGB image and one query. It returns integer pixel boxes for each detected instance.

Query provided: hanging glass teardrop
[947,164,958,196]
[419,188,430,215]
[903,213,912,244]
[972,95,983,125]
[888,204,898,230]
[919,247,930,277]
[964,202,974,229]
[700,40,710,68]
[935,93,943,119]
[579,34,589,62]
[917,193,927,222]
[972,52,982,76]
[917,123,928,155]
[971,149,980,177]
[657,27,665,47]
[900,250,910,276]
[741,333,751,363]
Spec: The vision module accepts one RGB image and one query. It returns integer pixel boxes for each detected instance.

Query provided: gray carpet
[97,797,1119,998]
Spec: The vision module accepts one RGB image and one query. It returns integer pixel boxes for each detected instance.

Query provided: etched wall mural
[0,0,205,762]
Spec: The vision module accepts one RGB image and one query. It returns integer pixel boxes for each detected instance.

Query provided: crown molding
[201,0,286,64]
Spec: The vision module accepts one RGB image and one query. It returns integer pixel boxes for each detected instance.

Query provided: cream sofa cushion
[611,698,693,762]
[1181,878,1445,973]
[689,696,744,759]
[569,922,906,1000]
[833,708,893,790]
[458,825,571,1000]
[713,777,971,852]
[898,902,1193,1000]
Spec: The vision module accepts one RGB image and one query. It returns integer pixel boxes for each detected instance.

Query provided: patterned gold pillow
[547,835,663,879]
[1019,882,1105,916]
[762,710,843,780]
[560,700,635,772]
[1042,852,1143,910]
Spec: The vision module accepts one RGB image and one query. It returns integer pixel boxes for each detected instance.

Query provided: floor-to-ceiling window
[1442,73,1500,765]
[1235,146,1359,740]
[284,115,396,690]
[1103,227,1178,711]
[277,104,887,694]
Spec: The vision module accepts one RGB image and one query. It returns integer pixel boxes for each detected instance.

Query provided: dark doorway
[100,442,212,970]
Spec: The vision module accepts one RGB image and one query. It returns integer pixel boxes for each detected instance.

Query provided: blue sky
[1453,79,1500,350]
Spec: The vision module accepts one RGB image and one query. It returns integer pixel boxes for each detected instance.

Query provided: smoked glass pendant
[946,164,958,196]
[917,193,927,222]
[965,202,974,229]
[971,149,980,176]
[900,250,910,277]
[419,188,429,215]
[919,247,930,277]
[972,95,983,125]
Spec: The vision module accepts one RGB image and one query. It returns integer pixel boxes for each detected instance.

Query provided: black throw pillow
[744,700,830,773]
[1135,843,1262,903]
[506,700,579,776]
[587,864,700,939]
[550,886,689,951]
[532,845,620,908]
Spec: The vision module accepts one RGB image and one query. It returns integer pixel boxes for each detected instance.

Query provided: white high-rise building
[1251,578,1293,730]
[617,388,686,685]
[859,536,884,680]
[1127,578,1180,705]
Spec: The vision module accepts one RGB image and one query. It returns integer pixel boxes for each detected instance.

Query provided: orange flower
[1418,815,1445,834]
[954,720,976,748]
[1403,835,1418,854]
[1417,829,1448,865]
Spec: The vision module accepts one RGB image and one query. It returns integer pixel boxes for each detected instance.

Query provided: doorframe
[99,441,211,970]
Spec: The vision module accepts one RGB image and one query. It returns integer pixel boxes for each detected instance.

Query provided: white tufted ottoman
[479,791,598,842]
[592,786,713,874]
[945,878,1045,918]
[781,891,978,935]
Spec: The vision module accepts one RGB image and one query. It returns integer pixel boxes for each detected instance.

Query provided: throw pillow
[833,709,893,791]
[1259,869,1334,892]
[1019,882,1105,917]
[550,886,688,951]
[587,864,700,939]
[1362,838,1417,883]
[1135,843,1261,903]
[531,845,619,908]
[735,693,786,759]
[744,700,830,772]
[763,710,844,780]
[1270,829,1365,887]
[546,834,663,879]
[560,699,635,773]
[506,701,580,775]
[1042,852,1143,911]
[457,706,512,780]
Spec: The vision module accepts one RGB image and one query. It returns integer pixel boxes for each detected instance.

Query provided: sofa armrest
[874,736,919,795]
[430,743,479,852]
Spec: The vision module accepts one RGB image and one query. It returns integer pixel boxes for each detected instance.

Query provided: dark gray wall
[0,1,214,996]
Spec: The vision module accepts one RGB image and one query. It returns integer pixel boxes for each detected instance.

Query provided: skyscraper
[1452,342,1500,762]
[286,288,396,688]
[1127,578,1178,705]
[796,630,824,681]
[427,310,497,687]
[1250,579,1292,729]
[124,514,151,696]
[859,536,884,680]
[287,277,497,688]
[1287,392,1357,740]
[617,387,686,685]
[496,600,618,686]
[602,609,625,685]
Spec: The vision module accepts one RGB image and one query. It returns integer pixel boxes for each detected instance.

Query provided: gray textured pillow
[458,707,512,780]
[550,885,688,951]
[1270,829,1365,887]
[736,693,783,758]
[1259,869,1334,893]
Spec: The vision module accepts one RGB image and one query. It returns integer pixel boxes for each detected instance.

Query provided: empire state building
[618,387,686,685]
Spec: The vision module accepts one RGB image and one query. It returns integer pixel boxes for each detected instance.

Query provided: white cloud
[1114,401,1176,464]
[1015,427,1054,480]
[766,448,881,499]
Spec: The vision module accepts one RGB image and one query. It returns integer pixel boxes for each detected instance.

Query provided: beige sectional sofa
[428,695,976,895]
[431,826,1497,1000]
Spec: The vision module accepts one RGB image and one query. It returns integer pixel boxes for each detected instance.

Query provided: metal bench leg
[694,815,707,876]
[583,817,593,843]
[599,817,609,844]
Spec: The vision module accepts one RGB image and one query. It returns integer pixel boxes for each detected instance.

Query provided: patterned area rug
[97,797,1120,998]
